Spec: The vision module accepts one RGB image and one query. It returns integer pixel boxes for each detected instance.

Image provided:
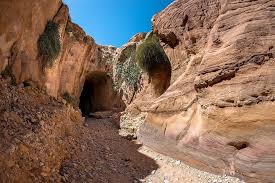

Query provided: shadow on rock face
[79,71,126,117]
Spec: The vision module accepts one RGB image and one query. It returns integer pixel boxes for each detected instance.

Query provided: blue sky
[63,0,173,47]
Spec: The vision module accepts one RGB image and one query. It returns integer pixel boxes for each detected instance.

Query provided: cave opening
[79,72,126,116]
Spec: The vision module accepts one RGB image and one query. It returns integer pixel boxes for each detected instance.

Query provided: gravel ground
[138,146,245,183]
[61,116,246,183]
[61,118,158,183]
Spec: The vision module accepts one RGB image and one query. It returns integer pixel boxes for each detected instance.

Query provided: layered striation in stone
[139,0,275,182]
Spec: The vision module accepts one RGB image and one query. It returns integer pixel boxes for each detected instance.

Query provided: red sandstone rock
[0,78,85,182]
[0,1,124,112]
[139,0,275,182]
[1,0,275,182]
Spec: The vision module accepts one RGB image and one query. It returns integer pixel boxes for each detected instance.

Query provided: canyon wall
[139,0,275,182]
[0,0,149,113]
[0,0,117,102]
[1,0,275,182]
[44,6,117,99]
[0,0,61,84]
[0,2,125,181]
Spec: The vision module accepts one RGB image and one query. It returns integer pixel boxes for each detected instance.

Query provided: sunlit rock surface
[139,0,275,182]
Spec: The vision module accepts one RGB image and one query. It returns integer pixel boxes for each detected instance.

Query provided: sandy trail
[61,117,244,183]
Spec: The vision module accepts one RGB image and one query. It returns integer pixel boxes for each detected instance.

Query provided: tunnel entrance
[79,72,126,116]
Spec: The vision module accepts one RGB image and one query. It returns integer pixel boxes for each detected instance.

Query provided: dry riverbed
[61,117,245,183]
[138,146,245,183]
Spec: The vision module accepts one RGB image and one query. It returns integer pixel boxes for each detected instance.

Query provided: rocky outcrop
[112,33,148,106]
[0,1,118,103]
[0,78,85,182]
[0,0,61,84]
[1,0,275,182]
[0,0,158,113]
[139,0,275,182]
[40,5,116,100]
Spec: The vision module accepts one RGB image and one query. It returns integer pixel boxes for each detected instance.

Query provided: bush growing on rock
[63,92,75,104]
[114,46,142,90]
[135,34,170,74]
[1,65,16,85]
[135,33,171,96]
[38,21,61,68]
[121,61,141,89]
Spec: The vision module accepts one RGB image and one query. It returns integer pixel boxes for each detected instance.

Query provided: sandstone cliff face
[0,0,61,85]
[1,0,275,182]
[139,0,275,182]
[112,33,147,106]
[43,5,114,99]
[0,0,155,112]
[0,1,122,111]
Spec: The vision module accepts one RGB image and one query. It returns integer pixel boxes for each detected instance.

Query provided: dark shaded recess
[153,29,179,48]
[79,80,93,116]
[149,60,172,97]
[158,32,179,48]
[79,72,126,116]
[228,141,249,150]
[182,15,189,27]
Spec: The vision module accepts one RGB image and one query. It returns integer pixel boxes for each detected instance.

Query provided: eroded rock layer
[1,0,275,182]
[0,1,117,102]
[0,0,61,83]
[0,78,85,182]
[139,0,275,182]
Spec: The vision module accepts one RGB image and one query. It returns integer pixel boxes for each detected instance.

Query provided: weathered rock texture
[1,0,275,182]
[44,6,116,99]
[0,0,154,114]
[39,5,118,101]
[116,33,172,113]
[112,33,147,106]
[139,0,275,182]
[0,1,117,101]
[0,0,61,83]
[113,33,173,139]
[0,78,85,183]
[0,2,129,180]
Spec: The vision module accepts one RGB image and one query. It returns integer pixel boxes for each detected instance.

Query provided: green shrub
[63,92,75,104]
[114,46,142,89]
[1,65,16,85]
[135,34,170,74]
[121,62,141,88]
[38,21,61,68]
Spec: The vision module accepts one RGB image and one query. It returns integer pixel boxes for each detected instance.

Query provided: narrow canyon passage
[60,118,158,182]
[60,117,243,183]
[79,72,125,116]
[0,0,274,181]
